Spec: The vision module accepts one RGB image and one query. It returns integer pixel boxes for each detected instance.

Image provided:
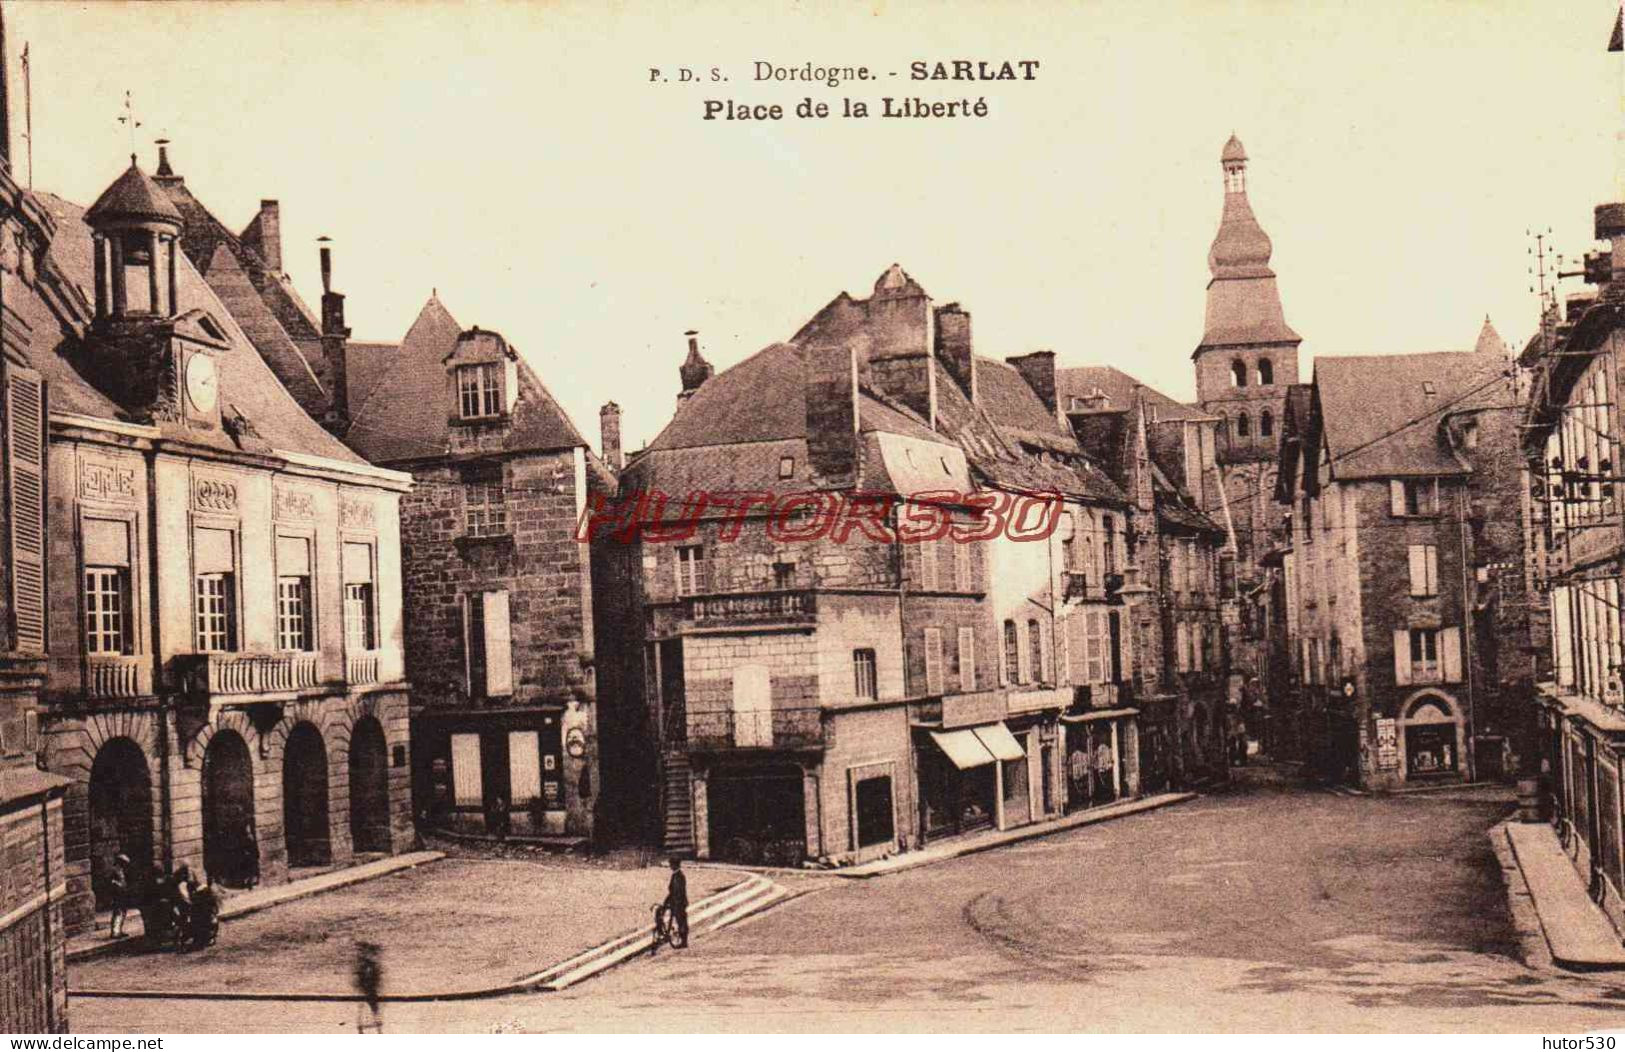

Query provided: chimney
[152,139,181,185]
[804,344,860,489]
[599,401,624,470]
[678,329,713,400]
[1006,350,1059,420]
[864,264,936,427]
[245,199,282,271]
[1596,203,1625,301]
[317,237,351,433]
[935,303,975,404]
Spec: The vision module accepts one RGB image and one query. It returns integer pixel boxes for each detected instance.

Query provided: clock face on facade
[185,354,219,413]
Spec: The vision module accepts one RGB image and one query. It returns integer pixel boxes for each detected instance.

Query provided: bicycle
[650,902,678,956]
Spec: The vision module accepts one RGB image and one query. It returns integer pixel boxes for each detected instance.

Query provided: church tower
[1193,134,1300,469]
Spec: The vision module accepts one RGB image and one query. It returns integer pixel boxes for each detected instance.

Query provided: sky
[5,0,1623,452]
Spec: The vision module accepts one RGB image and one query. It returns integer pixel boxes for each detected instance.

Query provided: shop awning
[929,729,996,769]
[1059,707,1141,724]
[973,723,1026,762]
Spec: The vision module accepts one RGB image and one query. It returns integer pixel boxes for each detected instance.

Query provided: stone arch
[1260,409,1274,437]
[1231,360,1248,388]
[88,737,154,909]
[1236,411,1251,438]
[348,715,391,854]
[1257,357,1274,386]
[202,728,257,887]
[1397,689,1466,780]
[282,721,332,868]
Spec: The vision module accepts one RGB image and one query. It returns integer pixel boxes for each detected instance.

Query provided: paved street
[71,778,1625,1033]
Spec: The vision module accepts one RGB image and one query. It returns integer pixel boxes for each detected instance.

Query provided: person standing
[665,857,689,949]
[107,853,132,938]
[354,940,384,1033]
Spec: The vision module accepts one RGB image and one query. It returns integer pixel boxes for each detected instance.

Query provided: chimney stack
[804,344,860,489]
[317,237,352,434]
[245,199,282,272]
[678,329,714,400]
[1006,350,1060,421]
[599,401,624,470]
[935,303,975,404]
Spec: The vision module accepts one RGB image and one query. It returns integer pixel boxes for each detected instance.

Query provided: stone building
[0,160,69,1033]
[16,155,416,938]
[1275,329,1526,788]
[602,266,1161,866]
[341,310,613,840]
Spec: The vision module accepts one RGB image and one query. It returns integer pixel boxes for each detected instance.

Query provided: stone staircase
[662,750,696,856]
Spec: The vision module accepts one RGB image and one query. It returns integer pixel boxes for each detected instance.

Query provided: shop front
[915,721,1028,841]
[1061,708,1137,811]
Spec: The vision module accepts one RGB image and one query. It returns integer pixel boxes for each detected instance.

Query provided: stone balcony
[686,706,824,751]
[84,655,154,700]
[679,589,817,626]
[172,652,320,704]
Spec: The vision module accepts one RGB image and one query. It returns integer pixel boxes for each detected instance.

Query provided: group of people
[106,854,222,950]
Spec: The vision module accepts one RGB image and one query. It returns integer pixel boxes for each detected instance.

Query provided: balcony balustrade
[174,652,320,702]
[682,590,816,625]
[346,653,381,687]
[84,655,153,700]
[686,706,823,750]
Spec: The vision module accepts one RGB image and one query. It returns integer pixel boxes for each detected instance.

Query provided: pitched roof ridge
[346,293,464,434]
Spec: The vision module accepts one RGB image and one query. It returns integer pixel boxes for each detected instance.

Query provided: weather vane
[118,91,142,159]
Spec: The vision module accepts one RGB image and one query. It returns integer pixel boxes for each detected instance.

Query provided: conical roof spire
[85,157,184,228]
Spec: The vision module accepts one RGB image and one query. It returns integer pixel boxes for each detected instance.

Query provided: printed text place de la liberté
[647,59,1041,121]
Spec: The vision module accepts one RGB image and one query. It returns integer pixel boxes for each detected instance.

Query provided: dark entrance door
[202,730,256,887]
[349,717,391,854]
[707,765,805,866]
[89,738,153,909]
[282,722,331,868]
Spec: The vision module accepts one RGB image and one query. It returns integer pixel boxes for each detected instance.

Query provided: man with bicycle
[664,857,689,948]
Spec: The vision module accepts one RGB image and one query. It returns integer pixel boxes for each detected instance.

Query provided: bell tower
[77,156,229,431]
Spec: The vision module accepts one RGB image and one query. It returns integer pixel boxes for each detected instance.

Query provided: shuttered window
[1002,620,1018,685]
[451,733,482,806]
[924,627,944,694]
[954,542,972,592]
[1028,618,1045,683]
[958,626,976,692]
[508,730,541,805]
[1407,545,1438,597]
[1552,585,1575,688]
[5,366,44,652]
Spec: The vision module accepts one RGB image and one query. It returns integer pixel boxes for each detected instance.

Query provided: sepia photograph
[3,0,1625,1038]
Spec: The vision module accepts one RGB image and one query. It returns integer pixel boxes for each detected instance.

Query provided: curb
[66,851,446,965]
[69,871,784,1003]
[1502,821,1625,972]
[833,792,1197,880]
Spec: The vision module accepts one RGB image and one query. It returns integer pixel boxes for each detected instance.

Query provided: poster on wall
[1376,719,1399,770]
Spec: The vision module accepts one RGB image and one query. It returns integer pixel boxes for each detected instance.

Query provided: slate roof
[1055,365,1199,421]
[85,161,183,227]
[1314,350,1508,479]
[971,357,1075,452]
[25,191,363,463]
[343,297,591,465]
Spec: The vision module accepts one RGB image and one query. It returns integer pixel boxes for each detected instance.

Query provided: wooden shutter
[954,542,972,592]
[1389,479,1406,517]
[924,627,944,694]
[483,590,513,696]
[507,730,541,804]
[1552,586,1574,688]
[1407,546,1427,596]
[958,626,976,692]
[451,733,482,806]
[1425,546,1438,595]
[5,366,43,652]
[1393,628,1411,686]
[921,541,939,591]
[1440,626,1463,683]
[1016,621,1031,682]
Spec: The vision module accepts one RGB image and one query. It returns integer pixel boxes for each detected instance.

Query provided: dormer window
[458,363,502,419]
[778,456,795,479]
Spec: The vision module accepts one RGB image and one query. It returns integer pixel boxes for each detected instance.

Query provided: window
[772,560,796,590]
[464,590,513,697]
[457,362,502,418]
[1391,478,1440,517]
[508,730,541,806]
[465,483,508,538]
[854,775,895,848]
[451,733,482,807]
[1084,610,1108,683]
[1410,628,1439,681]
[1101,515,1116,575]
[958,626,976,692]
[778,456,795,479]
[676,545,706,595]
[1231,360,1248,387]
[920,540,939,591]
[278,577,313,652]
[1407,544,1439,597]
[194,573,236,653]
[83,567,129,655]
[276,535,313,652]
[343,542,377,652]
[853,648,877,699]
[1236,412,1251,438]
[923,627,944,695]
[82,518,132,656]
[1028,618,1045,683]
[1257,358,1274,386]
[1260,409,1273,437]
[1003,620,1019,685]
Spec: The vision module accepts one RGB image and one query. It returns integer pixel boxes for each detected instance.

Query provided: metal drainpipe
[150,451,172,868]
[1460,482,1477,782]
